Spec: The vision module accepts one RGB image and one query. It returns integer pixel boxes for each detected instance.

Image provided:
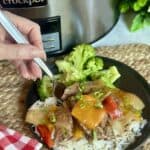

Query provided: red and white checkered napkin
[0,125,42,150]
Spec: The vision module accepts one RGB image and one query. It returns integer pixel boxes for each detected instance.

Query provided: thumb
[0,43,46,60]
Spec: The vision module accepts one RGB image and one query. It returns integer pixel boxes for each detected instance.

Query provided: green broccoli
[85,57,104,72]
[55,44,96,84]
[56,44,120,87]
[55,61,74,73]
[65,44,95,70]
[91,66,121,88]
[37,75,53,100]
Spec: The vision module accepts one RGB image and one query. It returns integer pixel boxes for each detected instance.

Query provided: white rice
[54,119,147,150]
[29,97,57,109]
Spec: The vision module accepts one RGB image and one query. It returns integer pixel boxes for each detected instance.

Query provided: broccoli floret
[55,44,96,84]
[37,75,53,100]
[100,66,121,84]
[66,44,95,71]
[85,57,104,72]
[55,61,74,73]
[91,66,121,88]
[55,44,120,87]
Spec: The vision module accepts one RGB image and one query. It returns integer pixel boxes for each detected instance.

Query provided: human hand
[0,11,46,80]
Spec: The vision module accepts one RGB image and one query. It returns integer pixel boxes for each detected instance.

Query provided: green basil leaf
[144,14,150,26]
[119,1,130,13]
[137,0,148,7]
[131,13,145,32]
[133,2,142,11]
[148,6,150,13]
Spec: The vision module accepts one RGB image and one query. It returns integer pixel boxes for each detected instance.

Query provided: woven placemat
[0,44,149,150]
[96,44,150,83]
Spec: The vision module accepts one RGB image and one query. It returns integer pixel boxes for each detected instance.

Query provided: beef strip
[83,80,105,94]
[95,117,115,140]
[54,103,73,144]
[61,83,79,100]
[62,80,105,100]
[79,122,92,135]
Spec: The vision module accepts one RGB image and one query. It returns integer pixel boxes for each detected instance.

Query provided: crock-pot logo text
[0,0,47,8]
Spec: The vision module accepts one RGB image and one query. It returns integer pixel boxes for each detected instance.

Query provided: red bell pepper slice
[103,96,122,119]
[37,124,54,148]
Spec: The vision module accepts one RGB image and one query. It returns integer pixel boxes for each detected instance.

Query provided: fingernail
[38,72,42,79]
[32,50,47,60]
[24,74,30,80]
[43,52,47,61]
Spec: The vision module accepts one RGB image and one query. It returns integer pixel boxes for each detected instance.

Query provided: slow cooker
[0,0,119,56]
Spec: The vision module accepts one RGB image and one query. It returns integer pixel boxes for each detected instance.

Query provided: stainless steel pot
[1,0,119,51]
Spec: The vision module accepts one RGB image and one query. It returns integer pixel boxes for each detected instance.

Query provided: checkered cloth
[0,125,42,150]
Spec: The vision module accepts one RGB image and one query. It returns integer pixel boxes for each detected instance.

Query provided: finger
[0,25,7,42]
[0,25,13,42]
[12,60,40,80]
[0,43,46,60]
[27,24,43,50]
[12,60,31,79]
[27,61,42,79]
[3,11,44,49]
[0,25,15,43]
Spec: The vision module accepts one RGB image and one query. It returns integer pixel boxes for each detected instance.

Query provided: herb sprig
[119,0,150,31]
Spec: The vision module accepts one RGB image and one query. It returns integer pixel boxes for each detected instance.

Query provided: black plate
[26,56,150,150]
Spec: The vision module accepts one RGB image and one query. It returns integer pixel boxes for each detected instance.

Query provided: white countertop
[92,15,150,47]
